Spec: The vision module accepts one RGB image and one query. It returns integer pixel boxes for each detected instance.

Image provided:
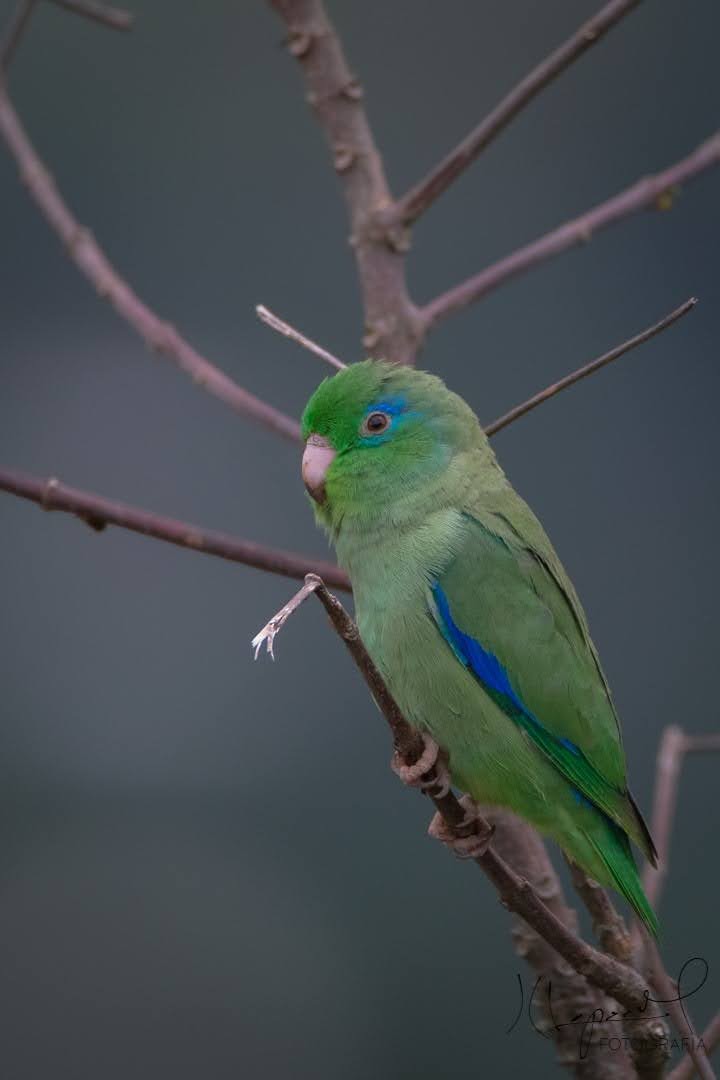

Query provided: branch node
[41,476,60,510]
[656,186,678,211]
[341,77,363,101]
[287,29,313,58]
[332,143,356,173]
[80,513,107,532]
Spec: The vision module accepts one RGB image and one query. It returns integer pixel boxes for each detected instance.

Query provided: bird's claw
[391,733,451,798]
[428,795,494,859]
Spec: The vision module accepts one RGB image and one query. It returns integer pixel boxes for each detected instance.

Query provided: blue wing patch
[432,582,523,708]
[430,583,630,832]
[431,582,583,755]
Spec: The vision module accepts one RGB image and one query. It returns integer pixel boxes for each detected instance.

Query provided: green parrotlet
[301,360,658,934]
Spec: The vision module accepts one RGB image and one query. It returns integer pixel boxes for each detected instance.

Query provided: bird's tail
[586,824,659,937]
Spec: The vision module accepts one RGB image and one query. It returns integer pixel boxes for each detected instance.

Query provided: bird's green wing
[429,503,656,863]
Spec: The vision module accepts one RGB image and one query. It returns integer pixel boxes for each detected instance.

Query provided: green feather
[302,360,659,935]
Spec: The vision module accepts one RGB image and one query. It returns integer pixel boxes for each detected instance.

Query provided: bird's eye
[361,411,391,436]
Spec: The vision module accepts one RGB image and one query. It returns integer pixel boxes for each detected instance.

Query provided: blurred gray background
[1,1,719,1077]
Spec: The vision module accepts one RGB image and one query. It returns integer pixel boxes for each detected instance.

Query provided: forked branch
[643,726,720,915]
[0,298,696,604]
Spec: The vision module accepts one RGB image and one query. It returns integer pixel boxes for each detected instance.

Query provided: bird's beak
[302,434,336,505]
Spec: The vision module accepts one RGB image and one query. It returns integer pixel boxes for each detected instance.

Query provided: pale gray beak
[302,434,336,504]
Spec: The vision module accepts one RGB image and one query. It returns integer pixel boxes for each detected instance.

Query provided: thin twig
[671,1012,720,1080]
[253,576,671,1017]
[632,725,720,960]
[567,861,633,962]
[47,0,133,31]
[643,726,687,914]
[645,937,716,1080]
[269,0,423,365]
[642,726,720,914]
[389,0,641,228]
[0,0,37,70]
[256,305,346,371]
[252,576,323,658]
[491,810,635,1078]
[684,735,720,753]
[0,87,300,442]
[423,133,720,328]
[485,298,697,436]
[0,468,350,590]
[567,861,671,1078]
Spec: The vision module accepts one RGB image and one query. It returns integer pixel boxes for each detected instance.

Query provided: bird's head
[301,360,485,533]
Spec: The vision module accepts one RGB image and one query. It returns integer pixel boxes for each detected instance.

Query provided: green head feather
[301,360,489,532]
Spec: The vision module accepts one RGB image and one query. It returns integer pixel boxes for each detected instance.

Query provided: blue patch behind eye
[359,394,423,443]
[365,396,408,417]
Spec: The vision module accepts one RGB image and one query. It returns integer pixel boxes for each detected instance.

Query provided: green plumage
[302,361,658,934]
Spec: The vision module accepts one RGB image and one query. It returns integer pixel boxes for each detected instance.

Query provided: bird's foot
[391,733,451,798]
[428,795,494,859]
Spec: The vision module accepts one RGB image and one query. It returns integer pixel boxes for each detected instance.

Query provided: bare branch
[423,133,720,328]
[252,576,323,658]
[485,298,697,436]
[0,86,300,442]
[683,734,720,753]
[645,938,716,1080]
[390,0,641,228]
[643,726,720,914]
[567,862,672,1078]
[0,0,37,70]
[0,468,350,590]
[256,304,346,371]
[631,724,720,976]
[254,575,670,1019]
[491,810,635,1078]
[644,725,686,914]
[268,0,423,365]
[567,861,633,962]
[670,1012,720,1080]
[48,0,133,31]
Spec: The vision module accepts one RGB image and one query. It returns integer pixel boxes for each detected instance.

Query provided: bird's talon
[428,795,493,859]
[391,733,443,790]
